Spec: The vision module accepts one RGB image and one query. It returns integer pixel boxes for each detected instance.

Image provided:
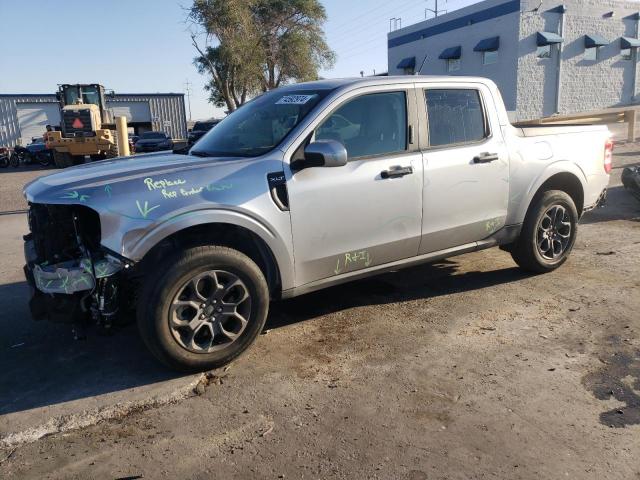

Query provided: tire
[137,246,269,372]
[9,152,19,168]
[106,143,119,158]
[511,190,578,273]
[37,151,53,167]
[53,151,73,168]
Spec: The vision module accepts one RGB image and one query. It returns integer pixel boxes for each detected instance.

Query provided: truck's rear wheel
[511,190,578,273]
[137,246,269,372]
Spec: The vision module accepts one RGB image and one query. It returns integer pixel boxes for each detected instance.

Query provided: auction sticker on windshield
[276,95,315,105]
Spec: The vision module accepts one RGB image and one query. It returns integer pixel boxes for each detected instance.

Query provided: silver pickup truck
[23,76,610,371]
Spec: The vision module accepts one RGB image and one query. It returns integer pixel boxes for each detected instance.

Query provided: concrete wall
[516,0,640,121]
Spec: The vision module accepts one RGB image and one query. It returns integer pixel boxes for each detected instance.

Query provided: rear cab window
[424,89,489,148]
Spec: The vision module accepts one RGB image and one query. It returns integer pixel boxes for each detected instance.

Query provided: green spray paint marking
[334,258,342,275]
[72,276,91,289]
[334,249,372,275]
[206,183,233,192]
[95,263,110,278]
[104,185,112,198]
[485,218,502,233]
[61,191,90,202]
[136,200,160,219]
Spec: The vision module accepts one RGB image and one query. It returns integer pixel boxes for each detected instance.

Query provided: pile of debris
[622,166,640,202]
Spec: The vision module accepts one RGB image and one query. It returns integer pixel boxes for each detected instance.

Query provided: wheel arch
[515,165,586,224]
[137,222,284,298]
[124,210,294,297]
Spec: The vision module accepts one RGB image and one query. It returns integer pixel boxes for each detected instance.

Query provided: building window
[584,46,598,61]
[483,50,498,65]
[537,45,552,59]
[622,48,633,60]
[447,58,461,72]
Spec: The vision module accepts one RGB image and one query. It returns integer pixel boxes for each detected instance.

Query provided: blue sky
[0,0,476,120]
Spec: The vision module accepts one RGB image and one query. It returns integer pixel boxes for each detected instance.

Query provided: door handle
[473,152,500,164]
[381,165,413,179]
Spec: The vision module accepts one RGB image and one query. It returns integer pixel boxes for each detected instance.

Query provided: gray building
[0,92,187,147]
[388,0,640,121]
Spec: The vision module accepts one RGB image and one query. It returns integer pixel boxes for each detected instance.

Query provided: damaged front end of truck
[21,152,254,337]
[23,203,133,334]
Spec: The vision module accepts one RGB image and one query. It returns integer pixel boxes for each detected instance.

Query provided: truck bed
[513,124,608,137]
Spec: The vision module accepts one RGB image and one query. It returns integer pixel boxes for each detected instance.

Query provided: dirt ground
[0,147,639,479]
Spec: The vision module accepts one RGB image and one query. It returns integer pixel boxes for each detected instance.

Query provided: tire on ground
[137,245,269,372]
[52,151,74,168]
[511,190,579,273]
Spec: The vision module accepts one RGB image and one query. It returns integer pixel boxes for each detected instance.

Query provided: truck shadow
[0,281,180,417]
[267,261,529,330]
[0,261,528,417]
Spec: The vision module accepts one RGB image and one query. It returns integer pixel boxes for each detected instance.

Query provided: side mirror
[303,140,348,168]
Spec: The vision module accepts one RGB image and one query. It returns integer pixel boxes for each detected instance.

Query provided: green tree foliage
[189,0,335,112]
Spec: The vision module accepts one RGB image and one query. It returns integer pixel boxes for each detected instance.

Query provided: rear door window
[424,89,488,147]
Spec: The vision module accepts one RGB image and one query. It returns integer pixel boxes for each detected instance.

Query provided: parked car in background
[128,135,139,153]
[10,137,53,167]
[187,120,220,146]
[22,76,611,372]
[135,131,174,152]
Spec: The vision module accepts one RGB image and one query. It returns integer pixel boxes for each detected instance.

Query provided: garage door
[16,103,61,144]
[106,101,151,122]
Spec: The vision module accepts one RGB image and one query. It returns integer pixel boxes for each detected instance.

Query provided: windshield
[191,88,331,157]
[140,132,166,139]
[63,85,101,106]
[193,121,217,131]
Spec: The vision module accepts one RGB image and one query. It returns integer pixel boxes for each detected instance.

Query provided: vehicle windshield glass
[191,88,331,157]
[63,85,101,106]
[193,122,216,131]
[63,86,80,105]
[81,86,100,106]
[141,132,165,139]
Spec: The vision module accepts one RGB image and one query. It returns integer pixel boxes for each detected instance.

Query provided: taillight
[604,138,613,174]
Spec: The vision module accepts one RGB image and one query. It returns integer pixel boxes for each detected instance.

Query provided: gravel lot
[0,146,639,479]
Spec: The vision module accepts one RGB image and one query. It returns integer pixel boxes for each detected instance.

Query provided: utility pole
[184,79,192,121]
[425,0,446,19]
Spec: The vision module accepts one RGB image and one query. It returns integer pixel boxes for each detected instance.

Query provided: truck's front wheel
[511,190,578,273]
[138,246,269,372]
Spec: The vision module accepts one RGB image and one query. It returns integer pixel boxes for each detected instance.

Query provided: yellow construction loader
[45,84,118,168]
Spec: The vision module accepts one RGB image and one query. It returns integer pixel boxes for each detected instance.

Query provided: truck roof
[285,75,495,91]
